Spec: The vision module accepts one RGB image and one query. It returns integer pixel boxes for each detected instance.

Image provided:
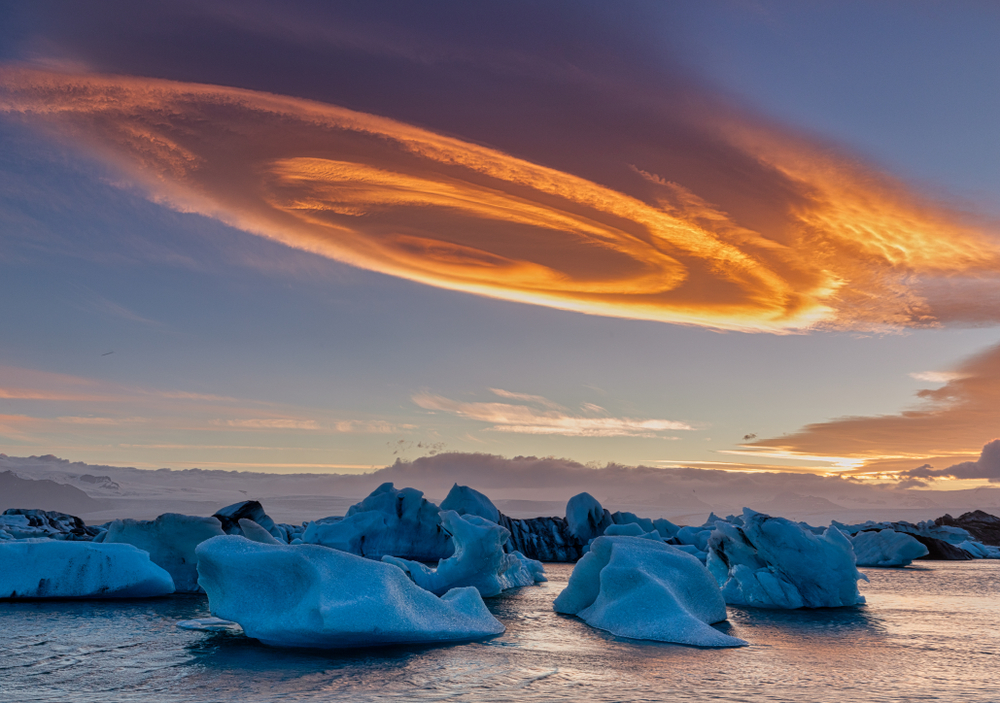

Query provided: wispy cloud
[909,370,965,384]
[413,389,692,437]
[3,68,1000,332]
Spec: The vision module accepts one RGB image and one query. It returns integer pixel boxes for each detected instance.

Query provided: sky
[1,1,1000,489]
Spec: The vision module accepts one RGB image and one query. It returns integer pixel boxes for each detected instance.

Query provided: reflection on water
[2,561,999,702]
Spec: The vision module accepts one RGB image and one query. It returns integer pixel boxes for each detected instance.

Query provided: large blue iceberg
[1,540,175,598]
[707,509,866,609]
[554,535,746,647]
[195,535,505,648]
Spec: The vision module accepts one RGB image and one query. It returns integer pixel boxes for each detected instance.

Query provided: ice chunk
[553,536,745,648]
[565,492,612,542]
[302,483,452,561]
[104,513,225,593]
[610,511,655,533]
[0,540,174,598]
[176,617,241,631]
[238,519,282,545]
[653,518,680,540]
[850,529,929,567]
[707,508,865,609]
[214,500,286,542]
[196,535,505,648]
[383,510,545,597]
[675,526,712,553]
[439,484,500,523]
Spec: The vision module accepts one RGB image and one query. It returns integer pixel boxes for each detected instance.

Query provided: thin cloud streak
[3,68,1000,332]
[412,389,692,438]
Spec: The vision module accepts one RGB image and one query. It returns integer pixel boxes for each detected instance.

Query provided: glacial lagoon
[3,561,998,703]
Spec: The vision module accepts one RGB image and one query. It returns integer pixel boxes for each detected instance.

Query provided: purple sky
[2,1,1000,488]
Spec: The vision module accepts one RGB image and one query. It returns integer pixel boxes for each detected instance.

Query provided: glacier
[553,535,746,647]
[383,510,545,597]
[707,509,866,609]
[195,535,504,648]
[0,540,174,598]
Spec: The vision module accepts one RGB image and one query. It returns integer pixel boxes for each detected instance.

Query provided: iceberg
[302,483,452,561]
[553,536,745,648]
[707,508,866,609]
[195,535,505,648]
[383,510,545,597]
[104,513,225,593]
[439,484,500,523]
[0,540,174,598]
[566,492,613,543]
[850,529,929,567]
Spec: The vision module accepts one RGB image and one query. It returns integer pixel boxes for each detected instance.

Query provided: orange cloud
[748,341,1000,476]
[2,67,1000,332]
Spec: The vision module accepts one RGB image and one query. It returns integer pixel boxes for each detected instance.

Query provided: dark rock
[1,508,101,540]
[935,510,1000,546]
[909,534,973,560]
[499,514,584,562]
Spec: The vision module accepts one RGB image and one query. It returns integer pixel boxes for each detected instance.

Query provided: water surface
[2,562,998,702]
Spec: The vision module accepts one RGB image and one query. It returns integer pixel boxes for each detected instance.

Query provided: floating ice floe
[302,483,452,561]
[104,513,225,593]
[0,540,174,598]
[553,535,746,648]
[176,617,242,632]
[707,508,866,609]
[850,529,929,567]
[383,510,545,597]
[196,535,505,648]
[439,484,500,523]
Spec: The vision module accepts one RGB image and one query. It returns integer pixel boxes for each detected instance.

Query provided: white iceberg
[0,540,174,598]
[104,513,225,593]
[383,510,545,597]
[195,535,505,648]
[302,483,452,561]
[707,508,866,609]
[439,484,500,523]
[553,536,745,647]
[850,529,929,567]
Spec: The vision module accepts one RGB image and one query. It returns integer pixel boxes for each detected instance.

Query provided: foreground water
[2,561,998,702]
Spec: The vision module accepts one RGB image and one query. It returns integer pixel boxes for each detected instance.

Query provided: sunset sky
[2,1,1000,486]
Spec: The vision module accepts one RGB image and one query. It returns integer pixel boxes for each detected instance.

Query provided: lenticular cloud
[3,67,999,332]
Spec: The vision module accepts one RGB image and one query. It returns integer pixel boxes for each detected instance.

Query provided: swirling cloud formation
[2,67,999,332]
